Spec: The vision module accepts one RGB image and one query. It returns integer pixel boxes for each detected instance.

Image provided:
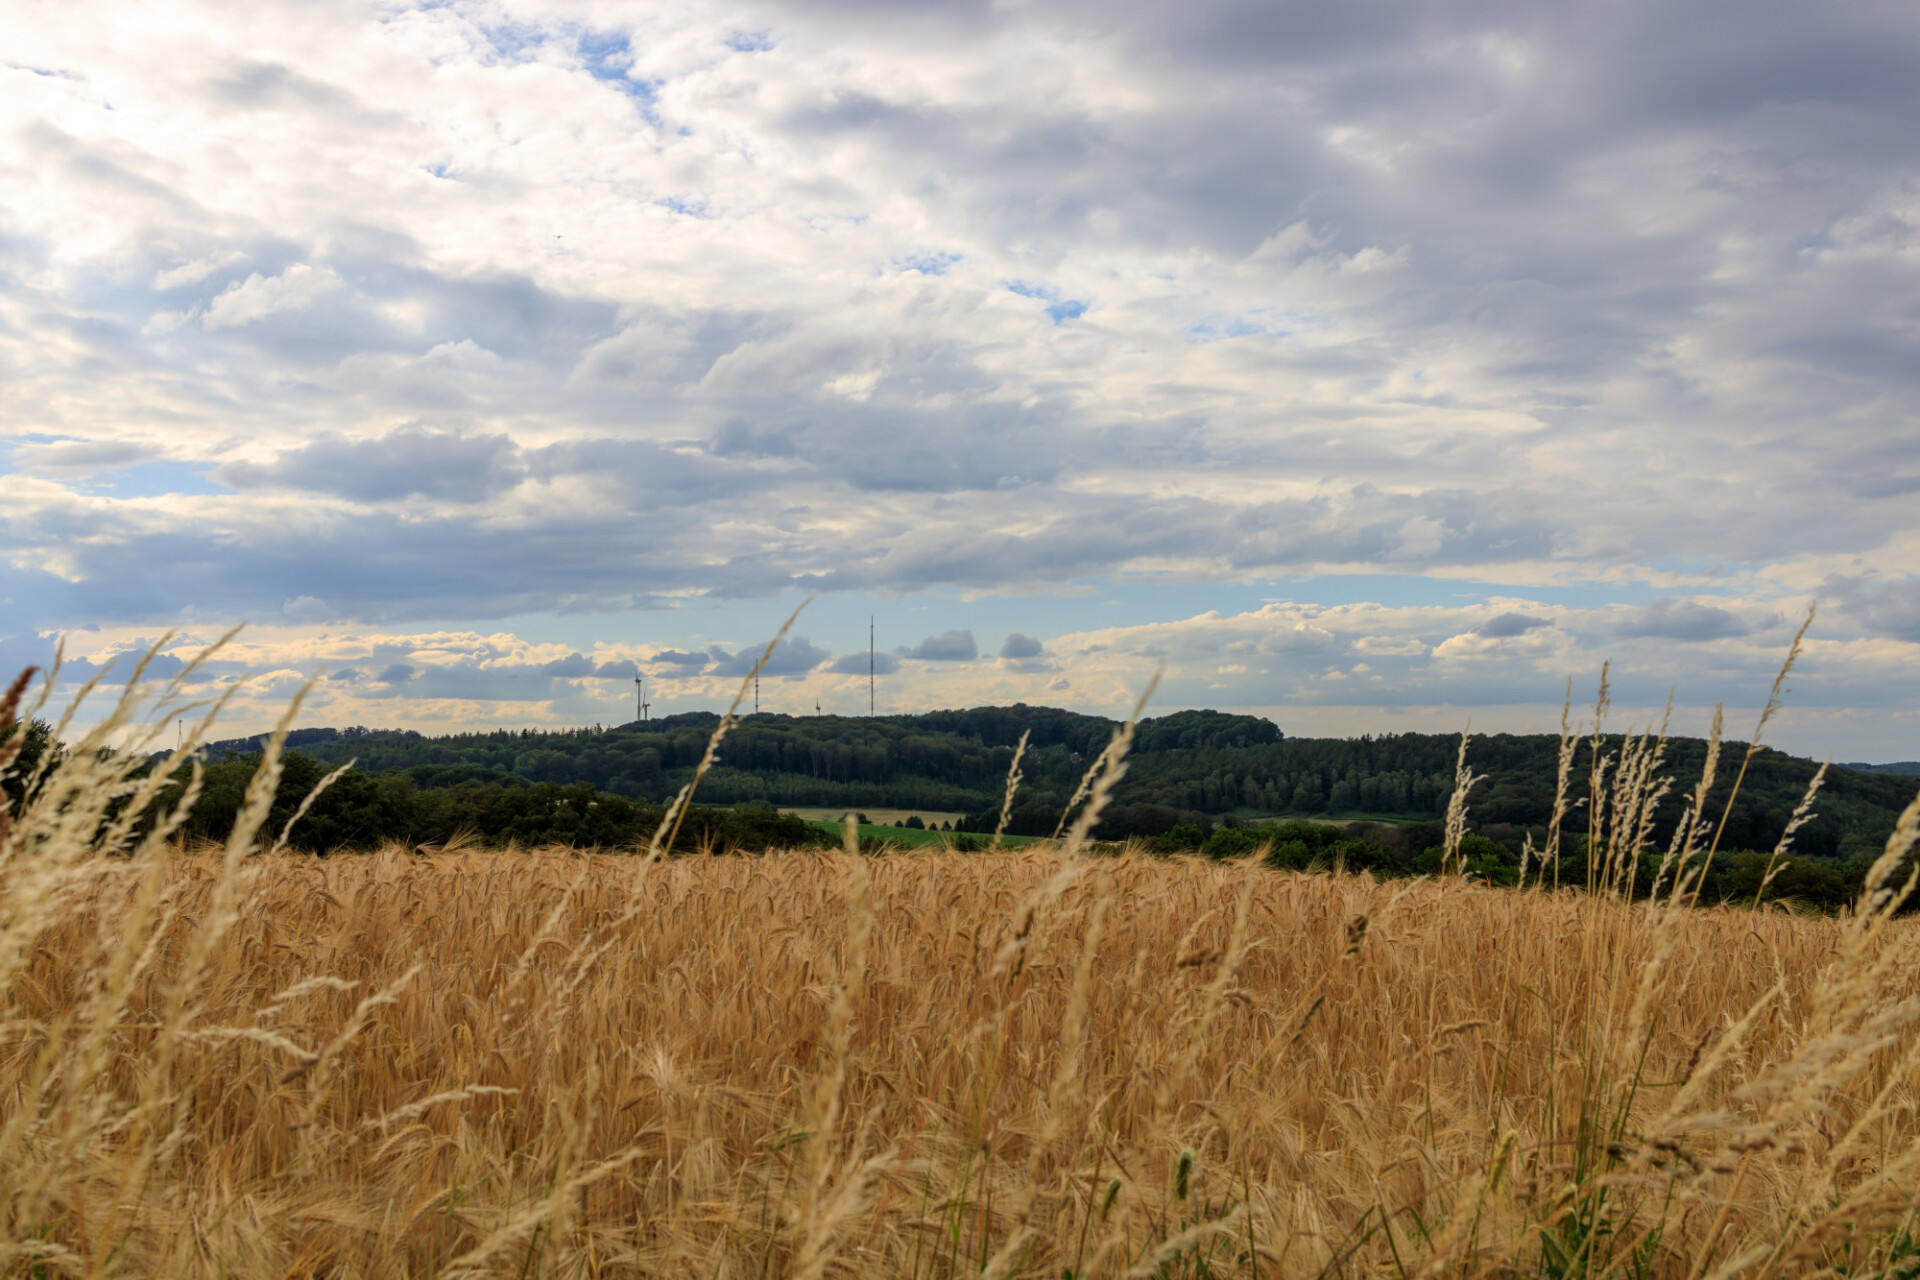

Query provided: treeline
[197,705,1920,864]
[1148,819,1903,913]
[208,707,1142,810]
[7,707,1917,912]
[162,752,820,854]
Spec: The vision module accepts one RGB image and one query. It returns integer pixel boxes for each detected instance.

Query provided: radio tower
[754,669,760,715]
[868,616,875,717]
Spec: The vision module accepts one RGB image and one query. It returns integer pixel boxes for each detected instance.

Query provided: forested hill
[201,705,1920,861]
[1845,761,1920,776]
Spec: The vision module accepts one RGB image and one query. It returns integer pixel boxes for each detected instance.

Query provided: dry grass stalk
[1584,660,1614,895]
[992,729,1030,850]
[1710,602,1815,859]
[1543,678,1581,892]
[1439,728,1485,877]
[1057,668,1160,857]
[649,599,811,860]
[1751,760,1829,908]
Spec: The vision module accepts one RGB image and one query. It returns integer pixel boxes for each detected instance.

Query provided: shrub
[1202,826,1258,859]
[1716,849,1854,910]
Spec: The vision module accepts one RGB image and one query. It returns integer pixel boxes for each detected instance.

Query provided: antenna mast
[869,616,875,717]
[754,669,760,716]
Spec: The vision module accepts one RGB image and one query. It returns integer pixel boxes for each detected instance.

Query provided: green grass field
[800,819,1039,848]
[1237,809,1432,825]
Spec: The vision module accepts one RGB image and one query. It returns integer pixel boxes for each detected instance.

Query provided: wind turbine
[634,673,649,722]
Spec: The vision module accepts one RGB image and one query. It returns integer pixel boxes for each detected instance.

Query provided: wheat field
[4,843,1920,1278]
[6,638,1920,1278]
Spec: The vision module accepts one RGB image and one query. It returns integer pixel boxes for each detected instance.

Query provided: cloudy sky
[4,0,1919,757]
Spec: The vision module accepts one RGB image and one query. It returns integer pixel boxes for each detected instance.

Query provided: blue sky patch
[472,18,547,65]
[576,28,631,77]
[900,251,960,276]
[724,29,776,53]
[74,461,233,499]
[1006,280,1087,324]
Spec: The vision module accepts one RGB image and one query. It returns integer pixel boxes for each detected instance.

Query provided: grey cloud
[211,60,376,119]
[827,651,901,675]
[12,439,161,477]
[998,632,1054,673]
[305,641,609,705]
[0,479,1684,630]
[20,119,194,220]
[593,658,641,678]
[378,250,624,361]
[797,488,1560,598]
[382,663,559,702]
[999,632,1044,659]
[574,311,779,392]
[63,644,223,687]
[651,649,712,667]
[1258,625,1340,658]
[9,0,1920,718]
[1615,599,1750,641]
[124,652,189,682]
[1840,471,1920,502]
[540,652,596,677]
[898,629,978,661]
[709,420,802,459]
[282,595,332,622]
[708,635,833,677]
[1479,613,1549,639]
[139,242,623,378]
[218,427,525,503]
[693,399,1068,497]
[1826,576,1920,643]
[521,439,742,507]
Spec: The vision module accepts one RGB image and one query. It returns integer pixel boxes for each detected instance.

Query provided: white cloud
[21,591,1916,759]
[153,251,246,290]
[1354,634,1430,658]
[0,0,1917,750]
[201,264,341,329]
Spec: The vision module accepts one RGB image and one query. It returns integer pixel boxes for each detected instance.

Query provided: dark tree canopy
[178,704,1918,866]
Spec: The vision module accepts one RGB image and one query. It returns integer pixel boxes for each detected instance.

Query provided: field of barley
[6,642,1920,1278]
